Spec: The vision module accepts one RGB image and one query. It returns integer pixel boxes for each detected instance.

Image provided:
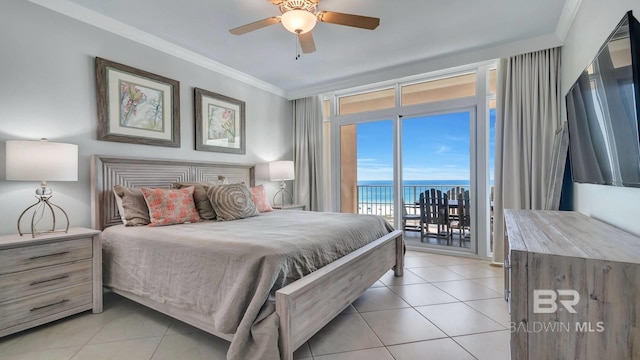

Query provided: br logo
[533,290,580,314]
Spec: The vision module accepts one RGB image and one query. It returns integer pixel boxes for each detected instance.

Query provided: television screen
[566,11,640,187]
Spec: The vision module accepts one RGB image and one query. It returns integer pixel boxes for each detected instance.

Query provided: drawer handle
[30,299,69,312]
[30,275,69,286]
[29,251,69,260]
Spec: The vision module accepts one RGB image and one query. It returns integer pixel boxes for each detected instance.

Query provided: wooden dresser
[0,228,102,337]
[504,210,640,360]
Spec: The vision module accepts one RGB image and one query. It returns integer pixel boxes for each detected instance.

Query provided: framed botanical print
[194,88,246,154]
[95,57,180,147]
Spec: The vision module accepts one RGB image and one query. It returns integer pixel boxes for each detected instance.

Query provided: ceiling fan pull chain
[295,34,301,60]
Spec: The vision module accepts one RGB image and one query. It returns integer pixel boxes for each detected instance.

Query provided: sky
[356,110,496,181]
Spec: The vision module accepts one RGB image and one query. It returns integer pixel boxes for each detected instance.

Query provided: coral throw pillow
[141,187,202,226]
[251,185,273,212]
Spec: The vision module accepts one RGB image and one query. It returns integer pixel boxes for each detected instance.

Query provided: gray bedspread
[101,210,394,360]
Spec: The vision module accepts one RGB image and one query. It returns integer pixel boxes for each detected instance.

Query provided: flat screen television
[566,11,640,187]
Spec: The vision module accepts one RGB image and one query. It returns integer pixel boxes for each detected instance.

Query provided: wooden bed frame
[90,155,404,360]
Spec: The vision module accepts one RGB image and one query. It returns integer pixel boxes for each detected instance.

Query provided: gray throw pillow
[112,185,150,226]
[172,182,216,220]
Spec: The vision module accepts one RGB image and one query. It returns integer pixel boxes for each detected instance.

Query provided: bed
[90,155,404,360]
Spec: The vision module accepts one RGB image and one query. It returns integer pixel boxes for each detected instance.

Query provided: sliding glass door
[401,111,473,251]
[335,108,477,255]
[339,120,394,225]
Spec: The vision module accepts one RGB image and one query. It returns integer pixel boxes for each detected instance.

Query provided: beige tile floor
[0,251,510,360]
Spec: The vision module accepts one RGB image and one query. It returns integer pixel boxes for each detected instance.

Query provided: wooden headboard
[91,155,255,230]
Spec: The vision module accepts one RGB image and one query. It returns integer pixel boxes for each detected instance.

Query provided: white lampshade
[269,160,295,181]
[6,139,78,182]
[281,9,317,34]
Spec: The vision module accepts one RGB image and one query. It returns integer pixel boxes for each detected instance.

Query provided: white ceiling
[36,0,577,98]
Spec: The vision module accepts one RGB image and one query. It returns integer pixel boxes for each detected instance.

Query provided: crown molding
[27,0,286,97]
[286,33,563,100]
[555,0,583,42]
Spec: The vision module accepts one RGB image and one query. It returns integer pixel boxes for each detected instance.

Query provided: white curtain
[492,48,561,263]
[293,96,325,211]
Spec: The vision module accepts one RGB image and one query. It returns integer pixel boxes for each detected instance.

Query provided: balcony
[357,184,482,249]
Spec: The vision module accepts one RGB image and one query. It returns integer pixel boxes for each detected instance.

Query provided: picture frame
[95,57,180,147]
[194,88,246,154]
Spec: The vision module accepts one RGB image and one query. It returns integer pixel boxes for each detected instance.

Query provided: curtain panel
[293,96,325,211]
[493,48,562,263]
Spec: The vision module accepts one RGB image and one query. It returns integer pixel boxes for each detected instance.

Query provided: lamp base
[273,189,294,208]
[272,180,293,208]
[17,195,70,238]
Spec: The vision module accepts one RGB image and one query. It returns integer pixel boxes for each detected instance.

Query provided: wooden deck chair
[451,190,471,246]
[419,189,451,244]
[446,186,465,220]
[401,199,422,233]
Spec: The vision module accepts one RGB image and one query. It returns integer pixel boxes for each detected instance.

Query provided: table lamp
[269,160,294,207]
[5,139,78,237]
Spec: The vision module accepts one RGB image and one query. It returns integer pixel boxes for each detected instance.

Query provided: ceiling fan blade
[299,31,316,54]
[317,11,380,30]
[229,17,281,35]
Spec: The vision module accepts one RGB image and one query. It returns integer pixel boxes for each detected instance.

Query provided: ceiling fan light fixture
[281,9,317,34]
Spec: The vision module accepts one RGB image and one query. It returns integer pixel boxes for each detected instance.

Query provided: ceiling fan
[229,0,380,54]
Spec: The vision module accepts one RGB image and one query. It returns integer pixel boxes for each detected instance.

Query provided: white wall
[561,0,640,235]
[0,0,293,235]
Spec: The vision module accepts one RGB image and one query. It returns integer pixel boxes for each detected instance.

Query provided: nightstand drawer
[0,238,92,275]
[0,260,92,303]
[0,282,92,332]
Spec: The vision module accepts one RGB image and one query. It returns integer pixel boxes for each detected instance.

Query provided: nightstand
[272,204,306,211]
[0,227,102,337]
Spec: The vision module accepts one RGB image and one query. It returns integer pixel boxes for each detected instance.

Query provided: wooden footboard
[276,230,404,360]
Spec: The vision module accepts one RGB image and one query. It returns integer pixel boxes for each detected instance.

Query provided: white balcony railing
[357,184,466,219]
